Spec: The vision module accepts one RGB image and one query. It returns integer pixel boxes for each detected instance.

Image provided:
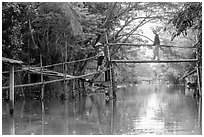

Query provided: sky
[140,24,155,44]
[140,23,156,57]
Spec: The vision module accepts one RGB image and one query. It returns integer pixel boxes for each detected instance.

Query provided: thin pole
[2,68,111,89]
[64,41,68,98]
[105,32,115,99]
[111,68,116,99]
[9,65,15,115]
[40,55,44,100]
[28,72,31,97]
[196,62,201,97]
[105,32,110,81]
[196,48,202,97]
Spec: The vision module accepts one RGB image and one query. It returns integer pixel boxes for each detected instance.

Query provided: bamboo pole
[23,67,94,84]
[109,43,196,49]
[105,33,111,81]
[180,69,196,80]
[105,32,116,99]
[40,55,44,100]
[2,68,111,89]
[2,56,97,74]
[64,41,68,98]
[104,32,110,82]
[112,59,198,63]
[195,47,202,97]
[9,65,15,115]
[111,67,116,99]
[196,63,201,97]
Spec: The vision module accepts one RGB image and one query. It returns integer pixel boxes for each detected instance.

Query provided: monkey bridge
[2,32,201,115]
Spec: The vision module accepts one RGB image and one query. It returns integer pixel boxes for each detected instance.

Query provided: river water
[2,83,202,135]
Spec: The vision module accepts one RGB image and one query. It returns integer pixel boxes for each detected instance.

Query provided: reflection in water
[41,101,45,135]
[134,93,165,134]
[10,115,15,135]
[2,84,202,135]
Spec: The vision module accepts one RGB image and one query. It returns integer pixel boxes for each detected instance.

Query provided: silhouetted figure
[152,32,160,60]
[95,42,105,71]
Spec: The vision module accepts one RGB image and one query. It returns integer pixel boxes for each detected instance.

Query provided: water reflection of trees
[2,84,201,135]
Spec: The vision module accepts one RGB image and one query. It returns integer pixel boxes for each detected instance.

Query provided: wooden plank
[2,57,23,65]
[112,59,198,63]
[108,43,196,49]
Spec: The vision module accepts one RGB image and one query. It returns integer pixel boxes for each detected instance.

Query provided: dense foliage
[2,2,201,85]
[168,2,202,83]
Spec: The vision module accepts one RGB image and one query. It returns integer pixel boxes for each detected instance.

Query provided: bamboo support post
[195,48,202,97]
[28,70,31,95]
[2,57,23,115]
[40,55,44,100]
[64,42,68,98]
[105,32,116,99]
[9,65,15,115]
[111,67,116,99]
[104,46,110,81]
[196,62,201,97]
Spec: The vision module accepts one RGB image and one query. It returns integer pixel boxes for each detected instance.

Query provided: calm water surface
[2,84,202,135]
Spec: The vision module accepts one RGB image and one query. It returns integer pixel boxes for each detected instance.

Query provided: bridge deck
[112,59,198,63]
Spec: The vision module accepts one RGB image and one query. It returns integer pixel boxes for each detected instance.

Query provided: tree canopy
[2,2,201,84]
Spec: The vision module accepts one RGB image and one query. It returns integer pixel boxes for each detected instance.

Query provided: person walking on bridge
[152,30,161,60]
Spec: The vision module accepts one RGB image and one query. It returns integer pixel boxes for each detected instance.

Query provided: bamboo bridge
[2,32,202,115]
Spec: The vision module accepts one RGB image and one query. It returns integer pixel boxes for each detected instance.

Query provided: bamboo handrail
[2,68,111,89]
[2,69,24,74]
[35,55,97,69]
[108,43,196,49]
[2,57,23,65]
[22,67,76,78]
[180,69,196,80]
[2,56,97,74]
[112,59,198,63]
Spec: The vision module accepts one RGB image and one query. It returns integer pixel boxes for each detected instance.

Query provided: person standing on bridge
[95,42,105,71]
[152,30,161,60]
[88,42,105,87]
